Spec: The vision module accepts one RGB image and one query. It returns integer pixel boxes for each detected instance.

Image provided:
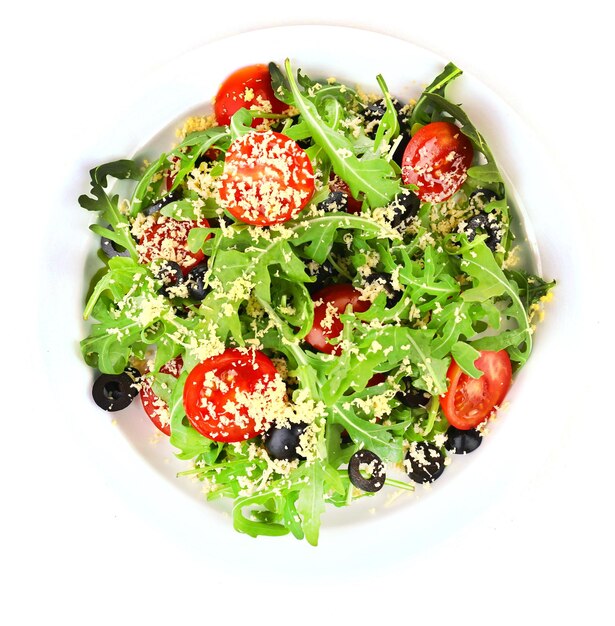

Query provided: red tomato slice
[139,356,183,436]
[440,349,512,430]
[218,131,314,226]
[306,284,371,355]
[183,348,280,443]
[137,216,209,274]
[214,64,288,127]
[329,175,363,214]
[401,121,473,203]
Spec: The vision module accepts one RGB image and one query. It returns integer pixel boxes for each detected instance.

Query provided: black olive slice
[92,371,138,412]
[363,98,406,138]
[465,211,502,251]
[173,306,191,319]
[264,422,308,461]
[363,99,388,123]
[389,189,420,229]
[444,426,482,454]
[395,377,430,408]
[365,272,402,305]
[142,187,183,216]
[317,191,348,212]
[392,133,411,167]
[348,449,386,492]
[100,234,130,259]
[405,442,445,484]
[468,188,499,209]
[184,263,209,301]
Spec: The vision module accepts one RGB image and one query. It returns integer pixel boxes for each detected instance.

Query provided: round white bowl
[40,25,577,569]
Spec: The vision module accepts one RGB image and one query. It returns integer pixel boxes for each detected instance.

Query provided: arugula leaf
[397,244,460,303]
[459,239,532,364]
[467,162,504,184]
[430,301,477,358]
[229,107,254,139]
[396,329,450,395]
[410,62,463,127]
[505,270,556,310]
[79,159,140,259]
[291,213,400,263]
[281,491,305,540]
[295,461,326,546]
[284,58,402,207]
[268,61,293,104]
[373,74,400,152]
[451,341,482,377]
[330,404,402,462]
[78,160,141,210]
[129,155,167,216]
[232,490,290,538]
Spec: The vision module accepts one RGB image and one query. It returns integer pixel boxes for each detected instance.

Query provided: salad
[80,59,554,545]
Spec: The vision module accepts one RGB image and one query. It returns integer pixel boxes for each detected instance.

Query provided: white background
[2,1,613,624]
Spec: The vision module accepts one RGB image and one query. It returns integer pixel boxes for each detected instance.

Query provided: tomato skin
[139,357,183,436]
[218,131,314,226]
[138,216,209,275]
[214,64,287,127]
[401,121,473,203]
[440,350,512,430]
[183,348,280,443]
[306,284,371,355]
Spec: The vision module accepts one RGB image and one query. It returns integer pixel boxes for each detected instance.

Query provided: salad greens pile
[80,59,554,545]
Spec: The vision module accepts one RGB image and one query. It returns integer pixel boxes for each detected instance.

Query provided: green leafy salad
[80,59,554,545]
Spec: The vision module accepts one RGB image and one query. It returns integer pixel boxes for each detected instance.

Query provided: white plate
[40,25,576,569]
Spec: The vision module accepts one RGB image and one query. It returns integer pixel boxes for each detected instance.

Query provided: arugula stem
[423,396,441,437]
[384,478,415,491]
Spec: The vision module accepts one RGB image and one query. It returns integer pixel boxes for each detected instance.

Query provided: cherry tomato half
[401,121,473,203]
[183,348,280,443]
[218,131,314,226]
[214,64,288,127]
[440,349,512,430]
[139,356,183,436]
[305,284,371,355]
[137,216,209,274]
